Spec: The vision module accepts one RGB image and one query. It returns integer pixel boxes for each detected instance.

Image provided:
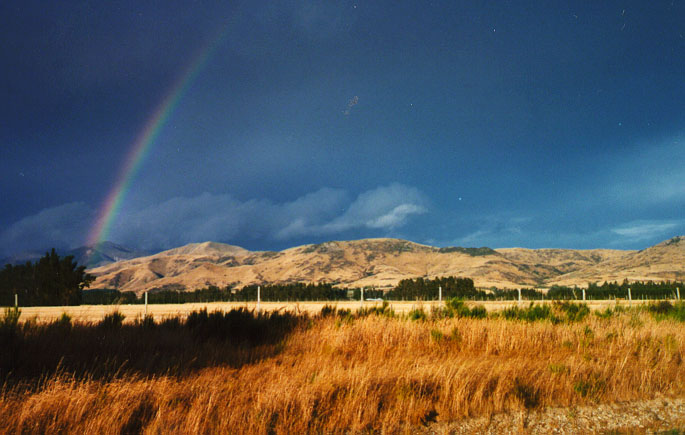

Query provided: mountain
[1,241,148,269]
[69,241,151,268]
[84,237,684,294]
[548,236,685,286]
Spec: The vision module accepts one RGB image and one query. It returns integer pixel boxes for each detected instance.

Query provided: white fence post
[518,288,522,304]
[678,287,681,301]
[145,291,148,316]
[360,287,364,309]
[439,286,442,303]
[628,287,632,305]
[582,288,586,301]
[14,293,18,308]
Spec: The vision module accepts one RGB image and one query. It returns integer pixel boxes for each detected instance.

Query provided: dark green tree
[0,249,94,306]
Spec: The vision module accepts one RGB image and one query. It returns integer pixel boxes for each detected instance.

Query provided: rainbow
[86,28,227,247]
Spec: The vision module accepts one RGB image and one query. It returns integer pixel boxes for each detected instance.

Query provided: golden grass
[2,308,684,433]
[16,299,650,323]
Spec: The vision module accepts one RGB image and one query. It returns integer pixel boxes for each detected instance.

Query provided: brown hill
[548,236,685,286]
[86,237,685,294]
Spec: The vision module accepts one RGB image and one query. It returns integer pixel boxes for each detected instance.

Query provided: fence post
[439,286,442,303]
[15,293,18,308]
[518,288,522,304]
[582,288,586,301]
[628,287,632,305]
[145,291,148,316]
[360,287,364,309]
[678,287,681,301]
[257,286,261,314]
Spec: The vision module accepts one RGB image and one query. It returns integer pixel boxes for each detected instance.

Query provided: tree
[0,249,94,306]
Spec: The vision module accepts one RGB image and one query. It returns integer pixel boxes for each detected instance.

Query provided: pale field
[13,298,658,323]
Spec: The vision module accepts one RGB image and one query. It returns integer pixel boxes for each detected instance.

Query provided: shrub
[138,314,156,328]
[502,303,552,322]
[672,302,685,322]
[595,307,615,319]
[573,373,606,400]
[443,298,487,319]
[445,298,469,317]
[449,327,462,343]
[648,301,674,315]
[430,329,444,342]
[320,304,337,317]
[100,311,125,329]
[0,306,21,332]
[511,377,540,409]
[408,308,427,321]
[554,302,590,322]
[468,305,488,319]
[56,312,72,330]
[548,363,570,375]
[648,301,685,322]
[358,301,395,318]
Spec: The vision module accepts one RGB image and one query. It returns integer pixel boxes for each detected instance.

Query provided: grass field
[2,300,685,432]
[14,299,657,323]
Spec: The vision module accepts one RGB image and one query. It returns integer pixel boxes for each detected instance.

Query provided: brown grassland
[1,301,685,433]
[14,299,652,323]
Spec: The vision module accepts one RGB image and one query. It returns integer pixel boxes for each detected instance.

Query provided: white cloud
[611,220,681,241]
[0,202,93,256]
[1,184,428,255]
[320,183,427,234]
[112,183,426,249]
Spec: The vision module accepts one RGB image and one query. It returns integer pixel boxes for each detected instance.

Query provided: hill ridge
[84,237,685,294]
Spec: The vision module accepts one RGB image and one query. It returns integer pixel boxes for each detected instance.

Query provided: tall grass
[1,305,684,433]
[0,308,305,383]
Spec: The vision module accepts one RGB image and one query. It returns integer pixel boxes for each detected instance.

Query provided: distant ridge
[548,236,685,286]
[84,237,685,294]
[1,241,150,268]
[70,241,152,268]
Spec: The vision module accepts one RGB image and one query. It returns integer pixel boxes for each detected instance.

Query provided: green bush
[648,301,685,322]
[468,305,488,319]
[408,308,427,321]
[595,307,615,319]
[430,329,444,342]
[502,303,553,322]
[444,298,487,319]
[554,302,590,322]
[648,301,674,315]
[358,301,395,318]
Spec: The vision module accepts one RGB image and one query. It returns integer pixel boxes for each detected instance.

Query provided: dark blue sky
[1,1,684,257]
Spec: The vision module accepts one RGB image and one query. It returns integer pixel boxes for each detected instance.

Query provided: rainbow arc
[87,28,227,247]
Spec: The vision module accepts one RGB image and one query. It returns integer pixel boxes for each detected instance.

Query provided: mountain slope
[87,238,658,294]
[1,241,148,268]
[549,236,685,286]
[70,241,151,268]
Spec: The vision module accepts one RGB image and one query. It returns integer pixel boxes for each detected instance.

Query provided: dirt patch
[424,397,685,434]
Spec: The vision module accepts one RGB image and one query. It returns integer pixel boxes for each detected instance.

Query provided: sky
[1,1,684,258]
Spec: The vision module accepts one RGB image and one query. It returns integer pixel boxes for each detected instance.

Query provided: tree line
[0,249,94,306]
[2,250,684,306]
[546,280,682,300]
